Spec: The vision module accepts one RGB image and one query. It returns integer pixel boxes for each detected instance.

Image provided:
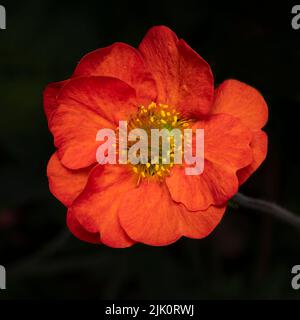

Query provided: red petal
[166,161,237,211]
[43,80,68,121]
[212,79,268,184]
[212,79,268,131]
[166,114,253,210]
[178,205,227,240]
[49,76,137,169]
[71,165,136,248]
[67,209,101,244]
[237,130,268,184]
[119,180,227,246]
[139,26,214,117]
[47,152,92,207]
[73,42,157,104]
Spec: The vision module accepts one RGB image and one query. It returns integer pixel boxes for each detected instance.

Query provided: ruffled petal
[212,79,268,184]
[139,26,214,117]
[166,114,253,210]
[73,42,157,104]
[43,80,68,121]
[71,165,136,248]
[49,76,137,169]
[212,79,268,130]
[119,180,227,246]
[237,130,268,184]
[47,152,91,207]
[178,204,226,240]
[67,209,101,244]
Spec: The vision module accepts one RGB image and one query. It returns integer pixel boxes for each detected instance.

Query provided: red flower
[44,26,268,248]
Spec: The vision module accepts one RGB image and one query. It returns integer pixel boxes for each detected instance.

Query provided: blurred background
[0,0,299,299]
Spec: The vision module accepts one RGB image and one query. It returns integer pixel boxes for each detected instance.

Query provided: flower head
[44,26,268,248]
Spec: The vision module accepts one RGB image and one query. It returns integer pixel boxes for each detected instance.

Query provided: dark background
[0,1,299,299]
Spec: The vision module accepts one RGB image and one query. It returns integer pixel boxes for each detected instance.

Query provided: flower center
[126,102,190,181]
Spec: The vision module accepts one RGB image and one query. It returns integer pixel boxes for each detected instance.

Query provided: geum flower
[44,26,268,248]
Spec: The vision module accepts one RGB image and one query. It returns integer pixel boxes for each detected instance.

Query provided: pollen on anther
[128,101,188,180]
[133,167,138,173]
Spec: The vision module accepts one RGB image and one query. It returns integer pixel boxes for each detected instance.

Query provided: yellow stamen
[127,101,190,180]
[133,167,138,173]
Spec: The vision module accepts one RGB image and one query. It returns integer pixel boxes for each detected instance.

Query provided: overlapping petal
[118,180,226,246]
[67,209,101,244]
[166,114,253,210]
[212,79,268,130]
[237,130,268,184]
[49,76,137,169]
[212,79,268,184]
[73,42,157,104]
[71,165,136,248]
[139,26,214,118]
[47,152,91,207]
[43,80,68,121]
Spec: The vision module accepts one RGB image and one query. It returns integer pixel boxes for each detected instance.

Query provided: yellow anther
[129,102,184,179]
[133,167,138,173]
